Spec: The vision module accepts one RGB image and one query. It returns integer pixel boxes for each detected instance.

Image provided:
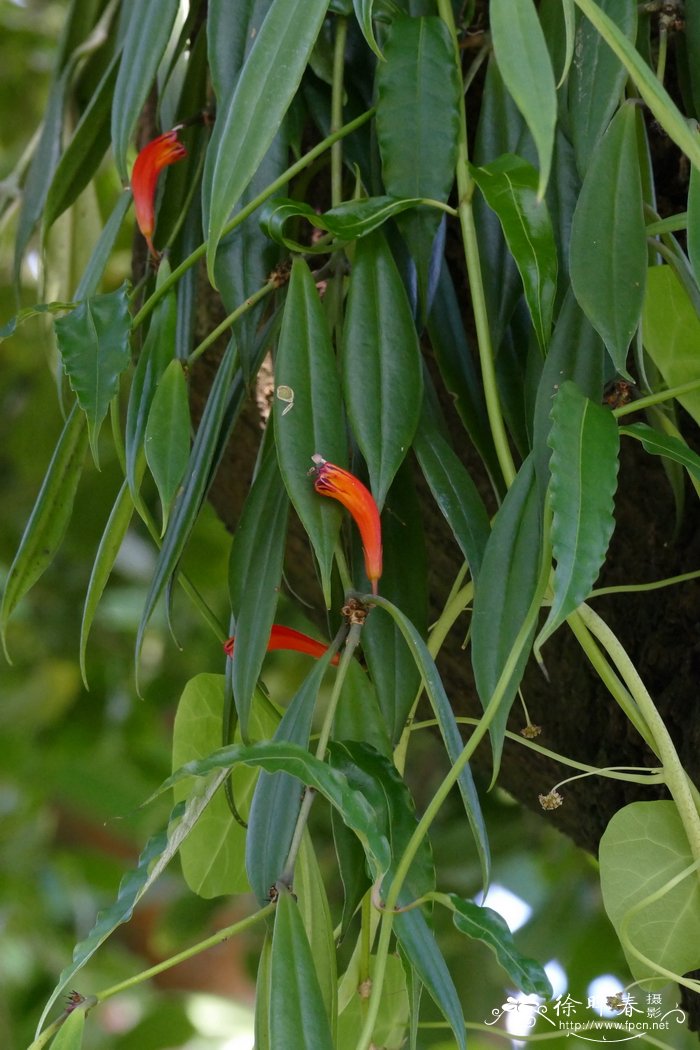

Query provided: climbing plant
[3,0,700,1047]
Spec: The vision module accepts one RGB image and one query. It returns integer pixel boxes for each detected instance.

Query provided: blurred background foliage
[0,2,694,1049]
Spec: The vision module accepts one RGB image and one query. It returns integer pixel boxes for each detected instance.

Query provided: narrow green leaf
[532,287,609,500]
[228,447,290,738]
[342,230,423,508]
[328,741,434,900]
[412,408,490,582]
[368,594,490,891]
[204,0,329,282]
[36,789,225,1038]
[337,955,409,1050]
[270,888,335,1050]
[273,258,346,606]
[0,301,76,343]
[470,154,558,350]
[358,464,426,744]
[294,835,338,1033]
[439,894,552,997]
[74,190,132,300]
[14,71,69,284]
[80,479,134,688]
[259,195,428,252]
[573,0,700,174]
[125,262,177,499]
[472,57,537,354]
[471,455,543,774]
[620,422,700,484]
[162,740,392,880]
[111,0,181,180]
[375,15,460,308]
[489,0,557,197]
[690,159,700,286]
[135,339,240,682]
[599,801,700,982]
[44,51,120,233]
[49,1008,85,1050]
[393,909,466,1050]
[1,404,88,656]
[172,674,278,898]
[569,103,646,376]
[536,382,619,652]
[567,0,636,175]
[353,0,383,58]
[254,935,273,1050]
[55,282,131,465]
[145,359,191,534]
[247,650,336,904]
[426,261,500,486]
[642,265,700,428]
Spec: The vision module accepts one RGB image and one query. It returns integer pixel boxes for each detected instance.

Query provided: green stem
[331,17,348,210]
[577,602,700,869]
[280,621,361,884]
[411,717,664,783]
[436,0,516,489]
[393,581,473,775]
[567,609,657,752]
[187,277,277,367]
[96,901,276,1001]
[613,377,700,417]
[131,108,376,330]
[591,567,700,597]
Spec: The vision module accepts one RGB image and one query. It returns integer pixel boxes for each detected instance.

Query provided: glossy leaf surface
[247,650,337,903]
[536,381,619,652]
[204,0,329,281]
[375,14,460,309]
[228,448,290,738]
[370,594,490,890]
[567,0,636,175]
[273,258,346,605]
[413,408,490,581]
[490,0,557,197]
[569,103,646,376]
[111,0,181,179]
[342,230,423,508]
[270,888,335,1050]
[471,455,543,774]
[619,422,700,484]
[470,153,558,350]
[441,894,553,997]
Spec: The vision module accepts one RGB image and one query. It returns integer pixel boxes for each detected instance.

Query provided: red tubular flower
[130,128,187,257]
[311,454,383,594]
[224,624,339,664]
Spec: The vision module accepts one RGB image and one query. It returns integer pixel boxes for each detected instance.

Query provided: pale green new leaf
[536,382,619,653]
[172,674,278,898]
[599,801,700,982]
[642,265,700,428]
[145,359,191,534]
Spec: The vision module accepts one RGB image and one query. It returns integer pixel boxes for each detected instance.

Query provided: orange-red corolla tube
[130,128,187,258]
[311,454,382,594]
[224,624,339,664]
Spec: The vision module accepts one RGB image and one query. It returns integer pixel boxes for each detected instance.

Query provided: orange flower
[130,128,187,258]
[224,624,339,664]
[311,454,382,594]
